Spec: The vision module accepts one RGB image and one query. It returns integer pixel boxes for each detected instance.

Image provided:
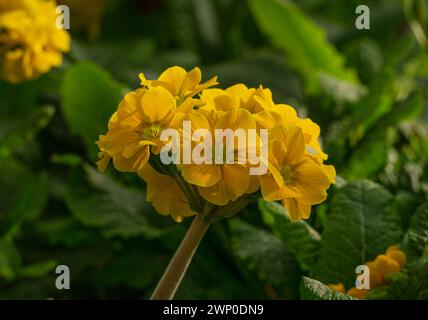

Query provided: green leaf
[229,218,299,287]
[393,191,425,231]
[350,68,396,145]
[404,201,428,260]
[35,217,101,248]
[344,93,424,181]
[0,105,55,161]
[65,165,164,239]
[311,180,403,288]
[88,241,168,291]
[4,173,49,240]
[344,128,395,180]
[300,276,355,300]
[18,260,57,278]
[259,199,320,271]
[0,160,49,240]
[0,240,21,281]
[249,0,360,97]
[61,62,127,159]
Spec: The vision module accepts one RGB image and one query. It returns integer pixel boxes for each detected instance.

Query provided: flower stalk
[151,214,211,300]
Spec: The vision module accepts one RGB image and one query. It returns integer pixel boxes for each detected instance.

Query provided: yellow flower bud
[386,249,406,269]
[374,254,401,277]
[347,287,369,299]
[328,283,346,293]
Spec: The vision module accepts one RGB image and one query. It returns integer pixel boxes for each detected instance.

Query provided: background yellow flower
[0,0,70,83]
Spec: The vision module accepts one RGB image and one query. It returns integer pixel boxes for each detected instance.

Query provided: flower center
[142,124,162,140]
[280,165,295,185]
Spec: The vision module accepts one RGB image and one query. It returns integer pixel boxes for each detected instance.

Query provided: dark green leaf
[229,218,299,287]
[249,0,360,97]
[0,240,21,281]
[18,260,57,278]
[61,62,128,159]
[404,201,428,260]
[259,199,320,271]
[66,165,163,239]
[311,180,403,288]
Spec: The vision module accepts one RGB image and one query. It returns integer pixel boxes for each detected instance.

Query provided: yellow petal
[386,250,406,269]
[328,283,346,293]
[107,130,141,155]
[96,153,111,172]
[198,181,229,206]
[273,104,298,125]
[347,287,369,299]
[253,110,281,129]
[246,175,261,194]
[374,255,401,277]
[140,87,176,124]
[185,112,212,131]
[215,107,256,131]
[271,125,305,165]
[222,164,250,201]
[294,161,331,204]
[181,67,201,95]
[117,92,142,128]
[177,97,196,113]
[157,66,187,96]
[181,164,221,187]
[282,198,311,221]
[112,148,149,172]
[260,175,301,201]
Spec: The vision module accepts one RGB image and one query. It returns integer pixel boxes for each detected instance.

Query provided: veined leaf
[229,218,299,288]
[249,0,360,98]
[5,173,49,240]
[404,201,428,260]
[65,165,163,239]
[0,105,55,161]
[259,199,320,271]
[310,180,403,288]
[300,276,355,300]
[61,62,128,159]
[344,128,395,180]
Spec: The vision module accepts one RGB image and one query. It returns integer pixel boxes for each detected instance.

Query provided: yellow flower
[328,283,346,293]
[253,106,328,163]
[260,125,335,221]
[199,84,328,163]
[180,108,256,206]
[346,245,407,299]
[138,164,196,222]
[0,0,70,83]
[96,86,186,173]
[139,66,218,104]
[198,83,272,113]
[97,69,335,224]
[347,287,369,299]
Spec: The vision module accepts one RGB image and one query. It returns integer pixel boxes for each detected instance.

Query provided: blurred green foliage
[1,0,428,299]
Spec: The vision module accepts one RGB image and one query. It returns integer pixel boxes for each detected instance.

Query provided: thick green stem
[151,215,210,300]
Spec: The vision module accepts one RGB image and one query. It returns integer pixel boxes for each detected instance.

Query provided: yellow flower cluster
[0,0,70,83]
[329,245,407,299]
[96,66,336,222]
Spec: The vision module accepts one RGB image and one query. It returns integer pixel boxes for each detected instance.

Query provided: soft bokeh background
[1,0,428,299]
